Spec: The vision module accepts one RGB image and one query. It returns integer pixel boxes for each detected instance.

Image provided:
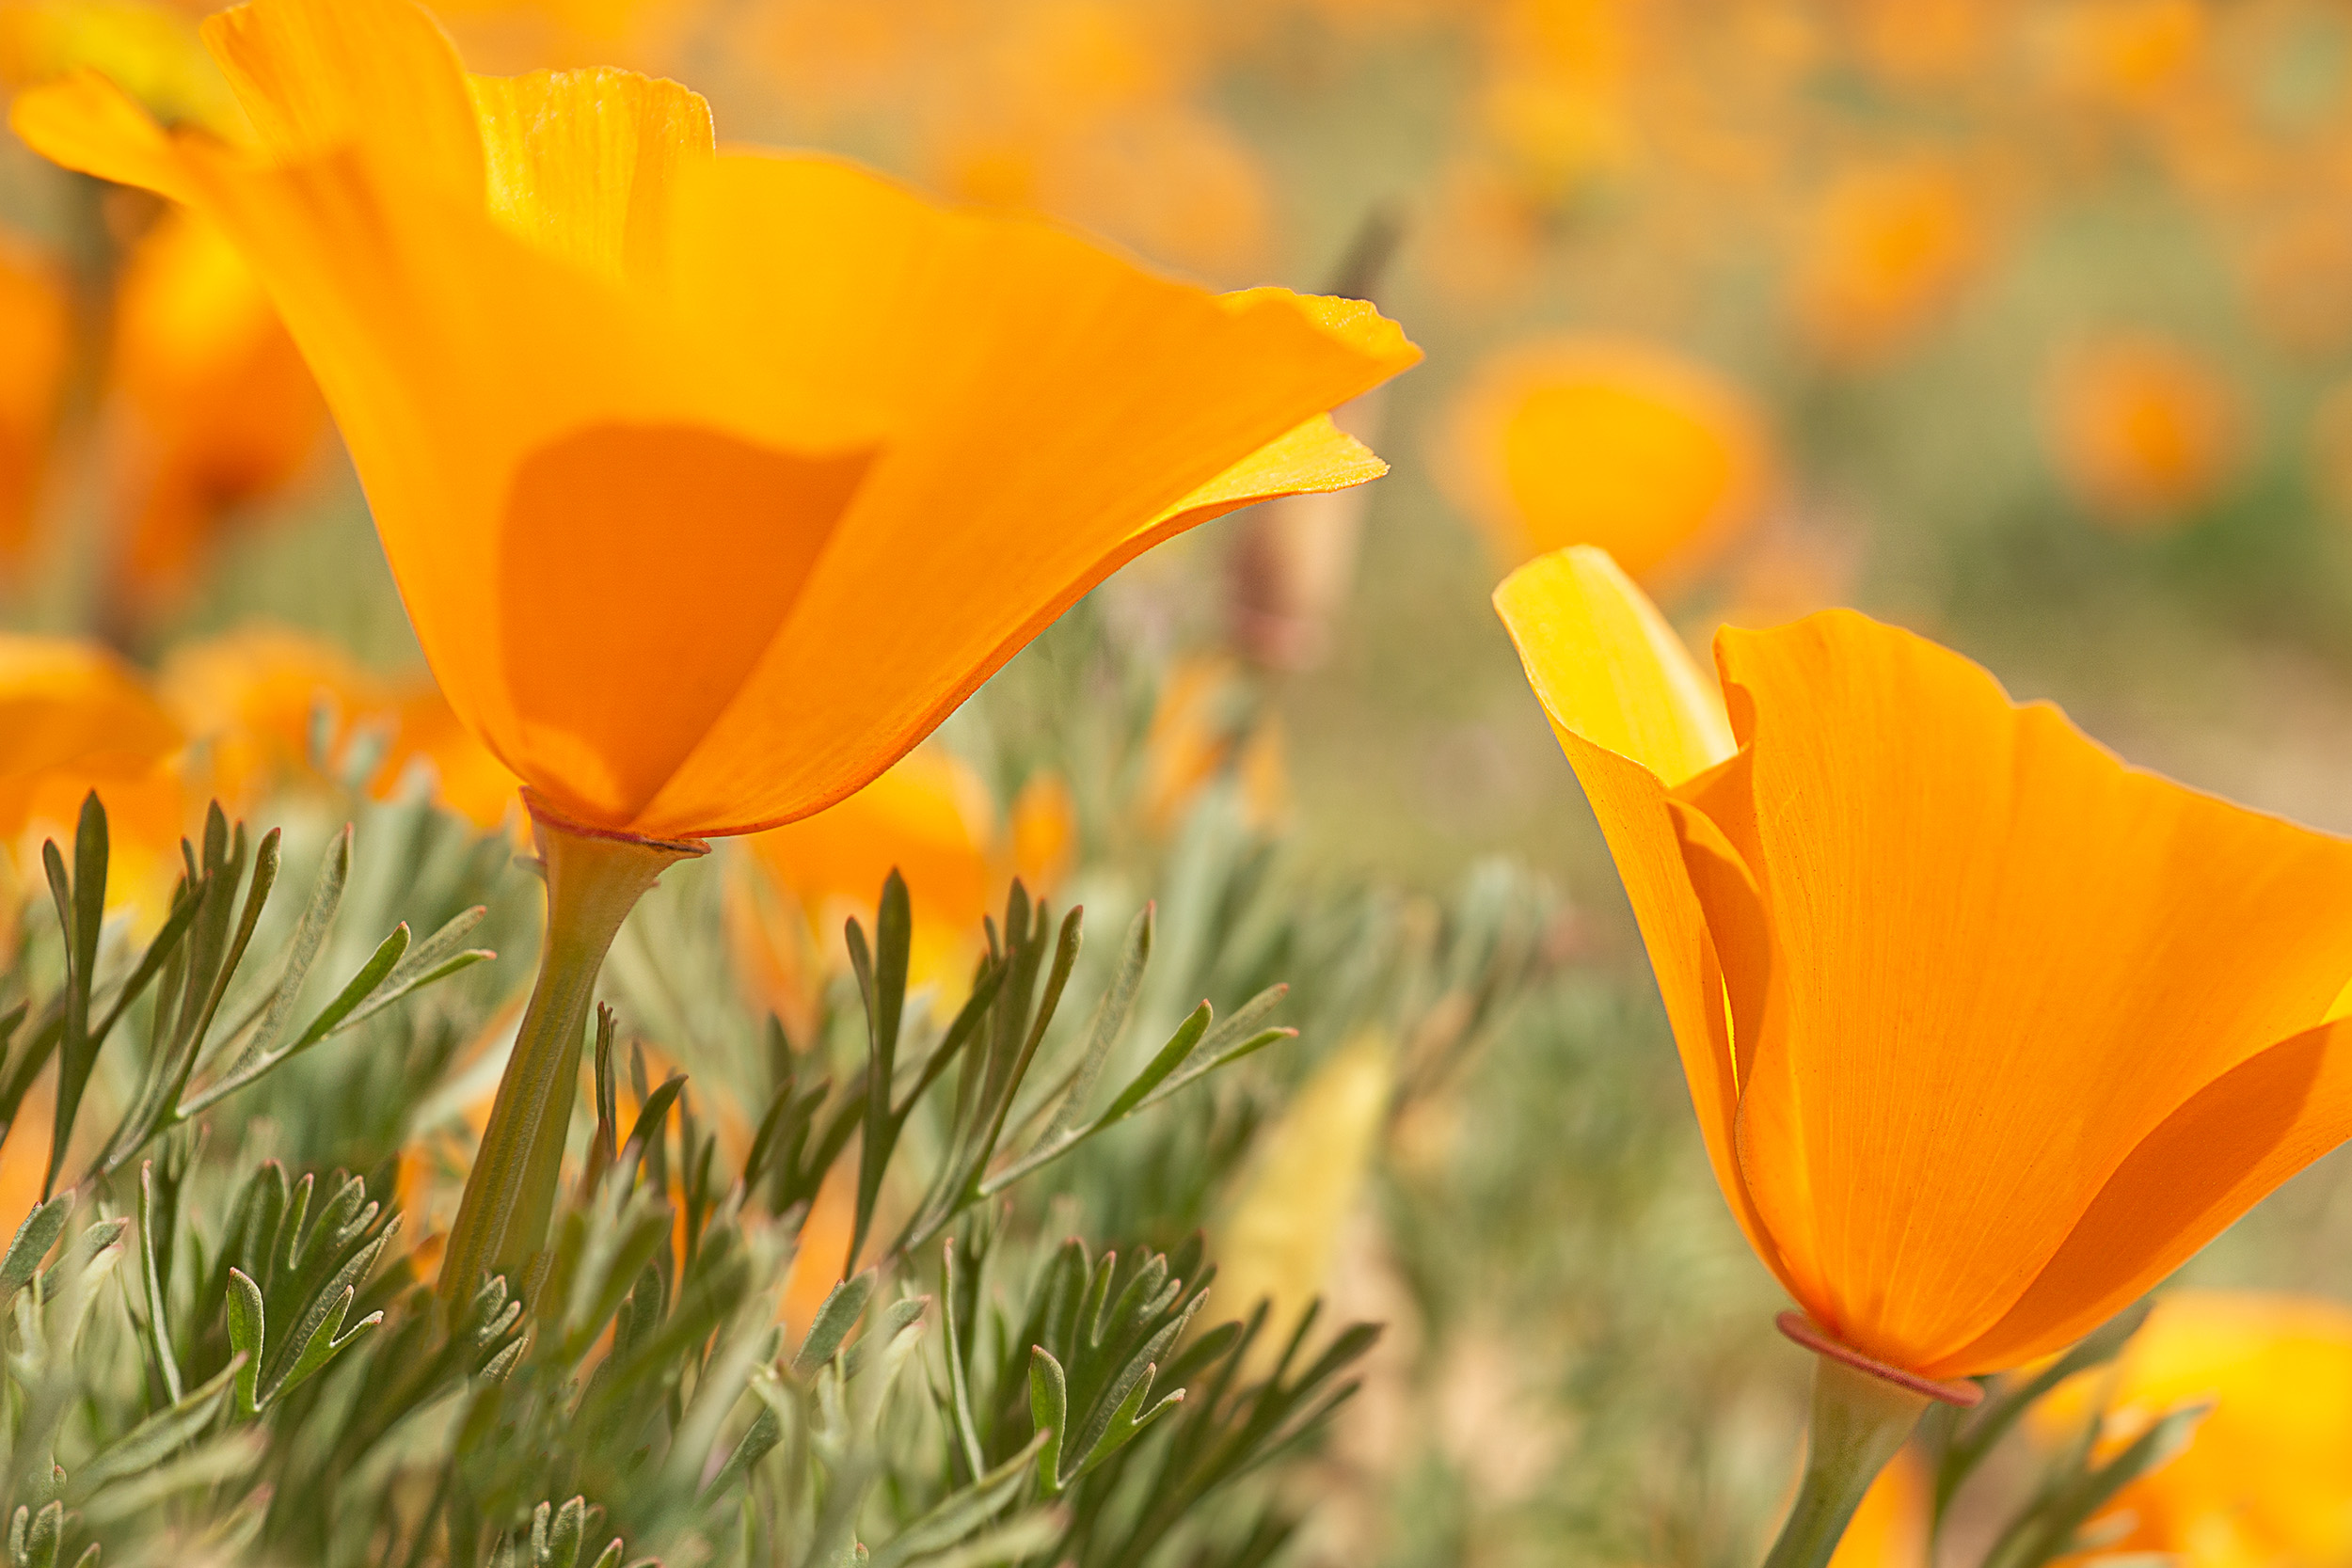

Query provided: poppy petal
[8,70,196,201]
[1494,547,1784,1263]
[1931,1019,2352,1376]
[1714,610,2352,1370]
[621,151,1419,838]
[201,0,483,190]
[468,66,713,285]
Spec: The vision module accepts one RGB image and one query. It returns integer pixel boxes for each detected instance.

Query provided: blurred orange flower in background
[755,0,1270,279]
[921,0,1269,278]
[1847,0,2003,87]
[2045,334,2238,527]
[105,207,327,614]
[162,624,518,831]
[0,634,187,924]
[1442,337,1771,585]
[1497,546,2352,1381]
[1475,0,1644,207]
[2041,0,2206,110]
[1138,653,1288,835]
[1789,160,1985,369]
[727,748,1074,1034]
[0,234,70,573]
[13,0,1417,845]
[2035,1291,2352,1568]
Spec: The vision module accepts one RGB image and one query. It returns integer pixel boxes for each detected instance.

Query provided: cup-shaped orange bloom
[1496,546,2352,1380]
[2037,1291,2352,1568]
[2045,334,2237,528]
[13,0,1418,844]
[1440,338,1771,586]
[106,207,327,614]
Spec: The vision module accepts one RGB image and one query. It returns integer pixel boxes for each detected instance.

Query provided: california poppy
[1496,546,2352,1555]
[2042,0,2206,111]
[0,635,190,928]
[1788,161,1983,370]
[15,0,1416,1301]
[161,624,519,831]
[2044,333,2237,528]
[1137,653,1288,835]
[1441,337,1771,586]
[2035,1291,2352,1568]
[105,207,328,617]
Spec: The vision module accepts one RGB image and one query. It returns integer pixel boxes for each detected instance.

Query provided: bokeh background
[12,2,2352,1564]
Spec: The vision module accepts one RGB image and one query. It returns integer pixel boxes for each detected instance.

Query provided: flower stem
[437,794,704,1322]
[1761,1353,1930,1568]
[1758,1308,1991,1568]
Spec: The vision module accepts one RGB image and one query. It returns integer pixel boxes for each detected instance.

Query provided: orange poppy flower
[0,233,71,570]
[917,0,1269,277]
[161,624,519,831]
[12,0,1413,844]
[1495,546,2352,1384]
[2035,1291,2352,1568]
[1441,337,1771,586]
[2044,334,2237,528]
[12,0,1415,1302]
[2042,0,2205,109]
[1137,653,1287,834]
[1789,161,1983,370]
[0,635,190,927]
[105,206,327,615]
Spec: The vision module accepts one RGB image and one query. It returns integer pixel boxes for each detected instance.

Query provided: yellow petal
[468,66,712,285]
[9,67,195,199]
[201,0,483,192]
[1493,546,1734,787]
[1491,546,1788,1279]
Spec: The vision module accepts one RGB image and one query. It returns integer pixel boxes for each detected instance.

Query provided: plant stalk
[1760,1314,1974,1568]
[437,792,703,1322]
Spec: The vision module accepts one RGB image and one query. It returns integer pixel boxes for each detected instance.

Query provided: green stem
[437,794,703,1323]
[1761,1354,1932,1568]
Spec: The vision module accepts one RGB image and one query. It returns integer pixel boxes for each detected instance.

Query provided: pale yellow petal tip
[1142,414,1387,539]
[1493,545,1736,787]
